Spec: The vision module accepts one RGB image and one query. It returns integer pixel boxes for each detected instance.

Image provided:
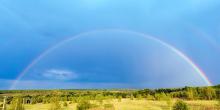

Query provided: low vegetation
[173,100,189,110]
[0,85,219,110]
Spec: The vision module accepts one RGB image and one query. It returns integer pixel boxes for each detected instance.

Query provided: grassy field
[5,99,218,110]
[1,86,219,110]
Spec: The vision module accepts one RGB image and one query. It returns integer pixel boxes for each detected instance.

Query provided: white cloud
[42,69,78,80]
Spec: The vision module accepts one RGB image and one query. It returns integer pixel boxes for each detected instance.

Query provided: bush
[146,94,155,100]
[130,94,134,100]
[118,96,122,102]
[173,100,189,110]
[136,94,142,100]
[76,101,98,110]
[166,96,173,109]
[104,104,115,110]
[155,93,167,100]
[9,97,25,110]
[63,101,68,107]
[49,97,61,110]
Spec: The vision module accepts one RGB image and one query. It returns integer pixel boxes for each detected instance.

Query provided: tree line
[0,85,219,104]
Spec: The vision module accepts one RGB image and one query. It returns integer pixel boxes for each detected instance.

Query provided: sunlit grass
[5,99,218,110]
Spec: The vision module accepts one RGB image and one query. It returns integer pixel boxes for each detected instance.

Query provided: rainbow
[10,29,213,89]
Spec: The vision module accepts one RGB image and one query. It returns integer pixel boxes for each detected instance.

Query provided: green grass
[23,103,77,110]
[5,99,218,110]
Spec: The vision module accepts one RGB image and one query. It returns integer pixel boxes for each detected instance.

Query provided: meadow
[0,85,220,110]
[3,99,219,110]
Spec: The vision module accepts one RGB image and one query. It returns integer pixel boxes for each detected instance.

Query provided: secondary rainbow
[10,29,213,89]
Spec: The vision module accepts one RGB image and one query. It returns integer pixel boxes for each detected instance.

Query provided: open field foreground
[1,85,220,110]
[1,99,219,110]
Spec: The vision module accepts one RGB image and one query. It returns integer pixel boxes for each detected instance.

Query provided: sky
[0,0,220,89]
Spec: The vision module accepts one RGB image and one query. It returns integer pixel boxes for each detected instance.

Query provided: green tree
[203,87,216,100]
[173,100,189,110]
[185,88,194,100]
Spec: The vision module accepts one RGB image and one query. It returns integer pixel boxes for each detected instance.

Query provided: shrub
[9,97,25,110]
[76,101,98,110]
[104,104,115,110]
[118,96,122,102]
[166,96,173,109]
[63,101,68,107]
[173,100,189,110]
[136,94,142,100]
[130,94,134,100]
[146,94,155,100]
[155,92,167,100]
[49,97,61,110]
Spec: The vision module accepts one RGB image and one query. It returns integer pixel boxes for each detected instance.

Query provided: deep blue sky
[0,0,220,89]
